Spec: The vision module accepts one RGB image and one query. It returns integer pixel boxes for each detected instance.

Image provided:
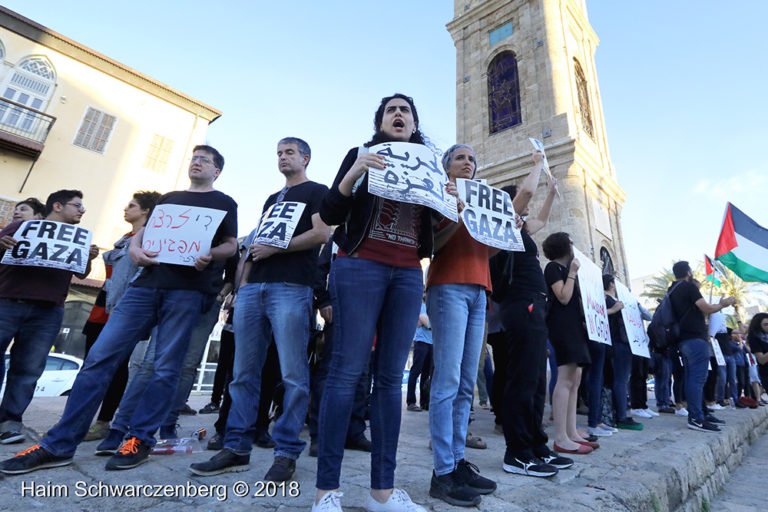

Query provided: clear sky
[4,0,767,280]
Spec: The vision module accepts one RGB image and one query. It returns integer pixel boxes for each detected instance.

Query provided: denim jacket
[103,234,141,313]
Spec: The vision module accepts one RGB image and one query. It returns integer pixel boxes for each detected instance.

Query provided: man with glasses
[0,190,99,444]
[0,145,239,474]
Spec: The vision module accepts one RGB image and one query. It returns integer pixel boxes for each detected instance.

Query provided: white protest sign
[252,201,306,249]
[710,338,726,366]
[615,281,650,358]
[529,138,554,180]
[142,204,226,266]
[455,179,524,251]
[368,142,458,222]
[572,247,611,345]
[1,220,92,273]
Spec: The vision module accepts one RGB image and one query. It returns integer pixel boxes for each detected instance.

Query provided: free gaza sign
[1,220,92,273]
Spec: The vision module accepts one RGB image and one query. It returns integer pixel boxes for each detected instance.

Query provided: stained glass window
[574,59,594,140]
[488,52,521,134]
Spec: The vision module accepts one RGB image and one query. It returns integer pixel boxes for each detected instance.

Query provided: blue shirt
[414,303,432,344]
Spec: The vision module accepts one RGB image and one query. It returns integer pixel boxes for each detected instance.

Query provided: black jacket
[320,147,436,259]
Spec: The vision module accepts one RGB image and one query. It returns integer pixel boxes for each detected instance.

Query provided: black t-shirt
[748,333,768,365]
[507,228,546,298]
[247,181,328,287]
[544,261,583,328]
[131,190,238,295]
[605,294,629,344]
[668,280,706,341]
[715,332,734,356]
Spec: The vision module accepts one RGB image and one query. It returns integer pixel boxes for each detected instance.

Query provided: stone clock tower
[446,0,629,281]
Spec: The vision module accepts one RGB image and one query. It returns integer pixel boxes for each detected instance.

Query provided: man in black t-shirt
[190,137,330,482]
[1,145,238,475]
[668,261,735,433]
[0,190,99,445]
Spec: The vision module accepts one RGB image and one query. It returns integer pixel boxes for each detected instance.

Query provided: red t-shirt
[426,222,491,290]
[353,199,421,268]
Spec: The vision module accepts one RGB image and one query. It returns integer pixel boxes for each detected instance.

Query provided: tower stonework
[447,0,629,280]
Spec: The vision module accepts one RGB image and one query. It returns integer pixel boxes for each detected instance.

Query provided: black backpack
[489,250,515,303]
[647,281,690,351]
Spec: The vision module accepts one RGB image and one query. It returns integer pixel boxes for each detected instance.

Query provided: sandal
[465,433,487,449]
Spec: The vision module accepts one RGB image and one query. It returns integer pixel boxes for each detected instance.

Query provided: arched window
[573,59,594,140]
[0,56,56,131]
[488,52,522,133]
[0,39,5,61]
[600,247,614,276]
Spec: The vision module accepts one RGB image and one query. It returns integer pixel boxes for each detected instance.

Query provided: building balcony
[0,97,56,157]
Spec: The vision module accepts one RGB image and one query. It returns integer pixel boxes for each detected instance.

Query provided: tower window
[600,247,614,276]
[574,59,594,140]
[488,52,522,134]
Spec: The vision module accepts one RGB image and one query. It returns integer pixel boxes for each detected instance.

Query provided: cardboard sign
[252,201,306,249]
[367,142,458,222]
[573,247,611,345]
[529,138,553,180]
[456,179,524,251]
[142,204,226,266]
[710,338,726,366]
[1,220,92,273]
[615,281,650,358]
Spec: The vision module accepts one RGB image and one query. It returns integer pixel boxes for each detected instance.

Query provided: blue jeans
[112,299,221,433]
[587,340,606,428]
[719,355,738,402]
[0,299,64,426]
[652,351,672,407]
[41,287,207,456]
[225,282,312,459]
[317,257,422,490]
[678,338,710,422]
[612,342,633,421]
[427,283,486,476]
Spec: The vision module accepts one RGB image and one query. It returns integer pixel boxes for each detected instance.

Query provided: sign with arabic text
[456,179,523,251]
[615,281,650,358]
[252,201,306,249]
[367,142,458,222]
[1,220,92,273]
[142,204,226,266]
[573,247,611,345]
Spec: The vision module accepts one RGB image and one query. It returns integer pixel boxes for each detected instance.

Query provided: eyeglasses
[191,156,213,164]
[66,202,85,212]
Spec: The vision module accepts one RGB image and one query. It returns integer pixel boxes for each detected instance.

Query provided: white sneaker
[365,489,426,512]
[598,423,618,433]
[675,408,689,417]
[313,491,343,512]
[630,408,652,418]
[587,426,612,437]
[709,403,724,411]
[644,408,659,417]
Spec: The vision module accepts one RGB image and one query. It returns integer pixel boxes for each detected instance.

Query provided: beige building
[447,0,629,282]
[0,6,220,282]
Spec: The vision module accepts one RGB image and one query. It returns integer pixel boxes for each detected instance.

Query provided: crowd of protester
[0,93,767,512]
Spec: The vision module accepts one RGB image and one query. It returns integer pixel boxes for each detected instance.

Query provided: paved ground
[709,420,768,512]
[0,393,766,511]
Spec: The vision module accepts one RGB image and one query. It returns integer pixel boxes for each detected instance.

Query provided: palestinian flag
[704,254,720,286]
[715,203,768,282]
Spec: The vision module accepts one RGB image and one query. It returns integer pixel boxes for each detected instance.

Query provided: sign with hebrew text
[1,220,92,273]
[367,142,458,221]
[142,204,226,266]
[456,179,523,251]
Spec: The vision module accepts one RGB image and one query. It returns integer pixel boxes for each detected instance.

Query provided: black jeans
[210,328,234,405]
[406,340,433,408]
[500,295,549,459]
[629,355,650,409]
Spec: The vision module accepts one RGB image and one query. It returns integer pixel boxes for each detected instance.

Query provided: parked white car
[1,353,83,397]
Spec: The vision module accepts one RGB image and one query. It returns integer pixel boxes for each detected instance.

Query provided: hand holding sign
[1,220,93,274]
[572,247,611,345]
[615,280,650,358]
[529,138,561,198]
[455,179,524,251]
[141,204,226,267]
[253,201,306,250]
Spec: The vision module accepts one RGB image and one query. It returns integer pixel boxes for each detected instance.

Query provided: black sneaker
[0,430,25,445]
[206,432,224,451]
[189,449,250,476]
[345,435,372,452]
[0,444,72,474]
[705,414,726,425]
[105,437,151,470]
[502,453,558,478]
[264,455,296,481]
[159,424,178,440]
[455,459,497,494]
[179,404,197,415]
[199,402,220,414]
[735,400,747,409]
[254,430,276,449]
[658,406,676,414]
[687,418,721,433]
[429,470,482,507]
[95,429,125,456]
[309,441,318,457]
[536,447,574,469]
